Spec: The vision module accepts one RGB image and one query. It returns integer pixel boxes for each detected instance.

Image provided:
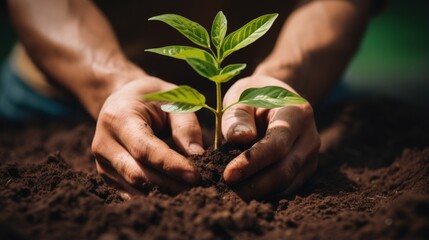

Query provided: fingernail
[188,143,204,155]
[228,124,256,145]
[230,124,253,138]
[182,171,200,184]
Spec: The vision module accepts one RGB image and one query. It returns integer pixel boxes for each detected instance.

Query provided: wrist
[80,54,148,119]
[253,51,304,89]
[254,60,296,86]
[92,55,148,92]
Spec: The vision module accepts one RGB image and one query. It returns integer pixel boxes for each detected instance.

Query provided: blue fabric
[0,60,86,122]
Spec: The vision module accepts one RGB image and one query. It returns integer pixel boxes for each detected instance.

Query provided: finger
[222,104,257,145]
[280,157,318,196]
[282,124,320,195]
[223,126,295,184]
[94,141,191,194]
[113,116,200,184]
[223,105,313,183]
[233,126,320,199]
[95,160,142,196]
[169,112,204,155]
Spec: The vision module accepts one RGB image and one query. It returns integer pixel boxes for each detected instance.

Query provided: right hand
[91,77,204,196]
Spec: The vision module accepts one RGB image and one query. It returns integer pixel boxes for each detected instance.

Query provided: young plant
[143,11,307,150]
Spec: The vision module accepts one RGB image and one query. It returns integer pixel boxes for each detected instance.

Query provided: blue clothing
[0,60,86,122]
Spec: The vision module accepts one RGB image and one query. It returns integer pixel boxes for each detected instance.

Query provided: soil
[1,96,429,240]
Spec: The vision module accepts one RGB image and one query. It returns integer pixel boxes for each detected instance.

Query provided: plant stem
[214,82,223,150]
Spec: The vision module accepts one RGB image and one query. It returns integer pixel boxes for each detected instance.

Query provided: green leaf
[149,14,210,48]
[238,86,307,108]
[211,11,227,50]
[185,57,219,79]
[221,13,278,60]
[145,46,216,65]
[160,103,203,112]
[211,63,246,83]
[143,85,206,112]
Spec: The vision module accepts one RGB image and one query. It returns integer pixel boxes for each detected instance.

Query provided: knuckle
[298,103,315,121]
[99,107,125,130]
[99,113,115,130]
[225,105,253,119]
[142,141,163,168]
[129,144,148,162]
[125,135,151,161]
[172,119,199,136]
[91,136,104,156]
[301,104,314,119]
[233,106,253,119]
[271,129,292,149]
[91,140,101,155]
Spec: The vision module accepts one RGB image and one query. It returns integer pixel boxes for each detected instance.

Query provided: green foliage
[211,11,227,50]
[145,11,279,84]
[212,63,246,83]
[143,11,307,149]
[144,85,206,112]
[238,86,308,108]
[145,46,216,64]
[220,13,278,60]
[149,14,210,48]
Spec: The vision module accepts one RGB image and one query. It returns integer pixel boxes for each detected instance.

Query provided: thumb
[222,104,257,145]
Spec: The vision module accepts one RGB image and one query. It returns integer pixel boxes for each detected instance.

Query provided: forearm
[254,0,374,106]
[7,0,146,118]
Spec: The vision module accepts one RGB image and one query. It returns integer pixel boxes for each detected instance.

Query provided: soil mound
[1,97,428,240]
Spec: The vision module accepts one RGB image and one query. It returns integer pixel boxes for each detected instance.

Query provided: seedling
[144,11,307,150]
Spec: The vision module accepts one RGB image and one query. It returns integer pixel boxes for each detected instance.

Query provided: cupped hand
[92,77,204,196]
[222,75,320,200]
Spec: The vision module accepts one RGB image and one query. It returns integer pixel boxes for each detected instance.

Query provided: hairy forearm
[254,0,374,106]
[7,0,146,118]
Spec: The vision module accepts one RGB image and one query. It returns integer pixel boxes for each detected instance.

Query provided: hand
[92,77,204,196]
[222,75,320,199]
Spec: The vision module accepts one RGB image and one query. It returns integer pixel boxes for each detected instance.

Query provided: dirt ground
[1,96,428,240]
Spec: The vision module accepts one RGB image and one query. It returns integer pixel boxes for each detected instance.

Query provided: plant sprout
[143,11,307,150]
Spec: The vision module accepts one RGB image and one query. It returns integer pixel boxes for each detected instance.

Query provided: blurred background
[1,0,428,107]
[344,0,429,107]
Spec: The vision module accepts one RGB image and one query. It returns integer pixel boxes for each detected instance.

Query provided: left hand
[222,75,320,199]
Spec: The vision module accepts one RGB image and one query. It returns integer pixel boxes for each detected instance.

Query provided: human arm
[7,0,140,118]
[7,0,203,194]
[222,0,375,199]
[254,0,374,105]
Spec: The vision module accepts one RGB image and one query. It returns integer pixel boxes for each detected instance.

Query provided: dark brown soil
[1,97,429,240]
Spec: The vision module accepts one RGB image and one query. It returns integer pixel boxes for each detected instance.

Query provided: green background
[1,0,428,107]
[344,0,429,107]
